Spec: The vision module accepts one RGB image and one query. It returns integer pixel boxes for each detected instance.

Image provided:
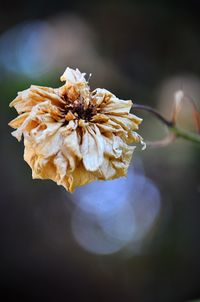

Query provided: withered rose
[9,68,145,192]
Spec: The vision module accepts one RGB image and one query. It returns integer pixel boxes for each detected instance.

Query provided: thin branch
[134,103,200,146]
[146,133,176,148]
[171,125,200,144]
[134,104,173,127]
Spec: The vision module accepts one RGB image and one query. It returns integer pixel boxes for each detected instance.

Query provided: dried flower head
[9,67,145,192]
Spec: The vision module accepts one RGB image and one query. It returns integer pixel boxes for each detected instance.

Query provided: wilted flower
[9,67,145,192]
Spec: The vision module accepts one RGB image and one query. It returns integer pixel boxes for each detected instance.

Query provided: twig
[134,104,173,127]
[134,103,200,146]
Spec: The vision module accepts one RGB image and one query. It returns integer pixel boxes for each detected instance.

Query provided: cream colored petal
[97,157,117,180]
[81,124,104,171]
[60,67,87,84]
[91,88,112,106]
[93,88,135,115]
[23,139,37,168]
[62,149,76,172]
[24,140,67,187]
[97,138,135,180]
[29,100,63,121]
[9,89,29,108]
[24,140,56,180]
[9,67,144,192]
[128,132,146,150]
[91,114,109,123]
[66,162,97,192]
[106,114,142,131]
[103,135,123,159]
[30,121,60,138]
[10,89,38,113]
[101,97,133,115]
[9,86,65,114]
[32,157,57,181]
[53,151,67,184]
[60,129,81,173]
[11,113,39,142]
[30,85,65,106]
[9,112,29,129]
[62,130,82,160]
[33,126,62,158]
[112,146,135,177]
[96,121,127,141]
[10,101,56,141]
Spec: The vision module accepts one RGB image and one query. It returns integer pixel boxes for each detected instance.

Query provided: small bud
[172,90,184,123]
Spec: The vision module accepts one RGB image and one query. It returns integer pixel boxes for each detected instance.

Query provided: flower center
[64,98,97,122]
[72,102,96,121]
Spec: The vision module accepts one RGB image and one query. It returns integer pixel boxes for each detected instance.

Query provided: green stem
[134,103,200,145]
[170,125,200,144]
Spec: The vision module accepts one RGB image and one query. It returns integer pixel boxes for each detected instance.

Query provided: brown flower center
[62,88,98,122]
[63,97,97,122]
[71,102,96,121]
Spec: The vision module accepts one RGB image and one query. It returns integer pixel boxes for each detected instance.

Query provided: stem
[134,103,200,145]
[171,125,200,144]
[134,104,173,127]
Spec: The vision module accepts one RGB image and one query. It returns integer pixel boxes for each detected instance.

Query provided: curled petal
[33,126,62,158]
[102,97,133,115]
[9,67,144,192]
[97,157,117,179]
[62,130,82,160]
[67,163,97,192]
[60,67,87,84]
[54,151,67,184]
[10,86,65,114]
[81,125,104,171]
[9,112,29,129]
[91,88,112,106]
[107,114,142,131]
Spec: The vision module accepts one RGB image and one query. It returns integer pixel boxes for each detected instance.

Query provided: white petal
[103,135,123,159]
[92,88,112,106]
[31,122,62,144]
[81,125,104,171]
[102,97,133,114]
[98,157,116,179]
[60,67,87,84]
[54,151,67,183]
[34,127,62,157]
[62,130,82,159]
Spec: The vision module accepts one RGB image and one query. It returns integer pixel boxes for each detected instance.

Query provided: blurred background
[1,0,200,301]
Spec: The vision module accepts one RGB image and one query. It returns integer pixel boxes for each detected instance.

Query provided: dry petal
[9,67,145,192]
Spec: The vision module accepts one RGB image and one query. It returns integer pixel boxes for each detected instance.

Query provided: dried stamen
[64,99,97,122]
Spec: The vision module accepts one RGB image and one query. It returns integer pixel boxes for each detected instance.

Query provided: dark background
[0,0,200,301]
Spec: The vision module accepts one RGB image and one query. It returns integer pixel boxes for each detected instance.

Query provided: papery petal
[60,67,87,84]
[9,67,144,192]
[97,157,117,179]
[10,86,65,114]
[62,129,82,160]
[54,151,67,184]
[102,96,133,114]
[24,140,56,180]
[112,145,135,174]
[67,163,97,192]
[103,134,123,159]
[8,112,29,129]
[33,126,62,158]
[107,114,142,131]
[81,124,104,171]
[91,88,112,106]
